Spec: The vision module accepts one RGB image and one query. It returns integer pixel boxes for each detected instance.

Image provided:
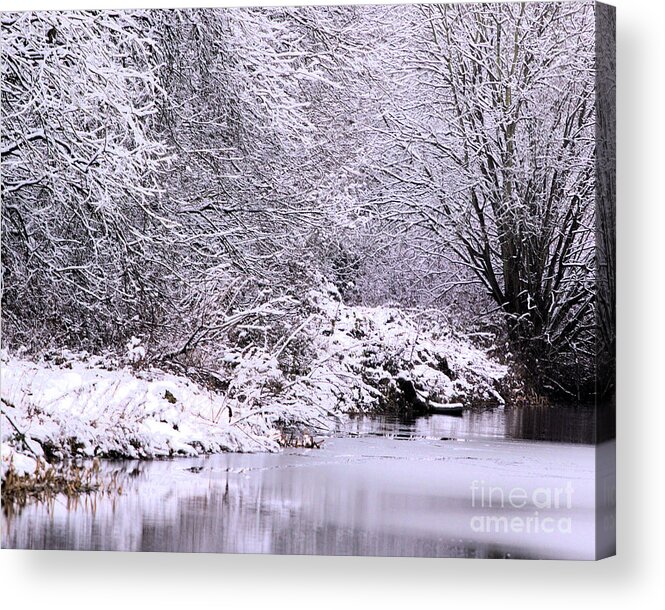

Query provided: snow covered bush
[291,286,507,414]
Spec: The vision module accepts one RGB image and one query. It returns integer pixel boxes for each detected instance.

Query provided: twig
[1,397,41,456]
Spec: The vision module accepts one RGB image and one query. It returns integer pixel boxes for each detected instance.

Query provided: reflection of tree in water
[503,405,615,444]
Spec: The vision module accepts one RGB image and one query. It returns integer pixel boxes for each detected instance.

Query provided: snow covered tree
[147,6,391,365]
[595,3,616,402]
[377,2,598,397]
[1,11,169,348]
[1,5,611,401]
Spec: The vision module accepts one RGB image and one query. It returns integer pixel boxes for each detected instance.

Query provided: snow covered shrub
[280,286,508,415]
[125,337,147,366]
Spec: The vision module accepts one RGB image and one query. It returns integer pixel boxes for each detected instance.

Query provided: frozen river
[2,406,615,559]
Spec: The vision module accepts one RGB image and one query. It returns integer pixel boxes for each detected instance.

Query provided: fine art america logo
[470,480,575,534]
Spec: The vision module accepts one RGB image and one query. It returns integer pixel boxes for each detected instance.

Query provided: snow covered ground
[2,291,507,478]
[1,350,283,477]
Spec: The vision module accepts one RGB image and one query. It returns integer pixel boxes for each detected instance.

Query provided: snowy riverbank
[2,292,507,479]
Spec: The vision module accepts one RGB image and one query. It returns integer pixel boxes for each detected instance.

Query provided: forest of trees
[1,3,614,403]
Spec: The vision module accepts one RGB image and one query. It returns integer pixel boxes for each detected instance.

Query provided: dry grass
[277,429,323,449]
[1,457,121,515]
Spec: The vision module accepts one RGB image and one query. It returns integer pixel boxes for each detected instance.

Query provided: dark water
[2,405,614,559]
[344,403,610,444]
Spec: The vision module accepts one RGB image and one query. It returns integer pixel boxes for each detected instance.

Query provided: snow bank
[1,349,284,478]
[2,290,507,475]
